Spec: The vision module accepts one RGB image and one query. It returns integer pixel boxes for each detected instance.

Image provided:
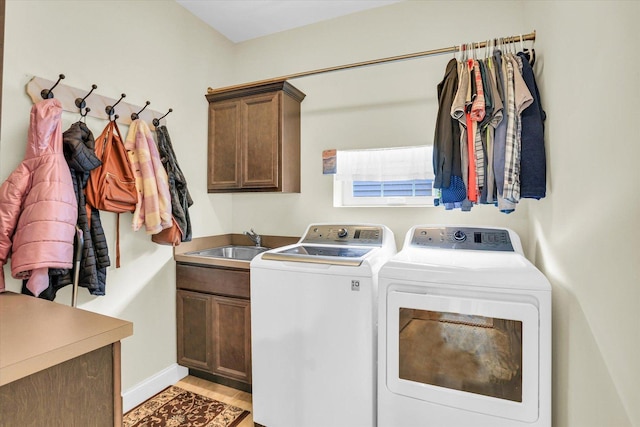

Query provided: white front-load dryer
[378,225,551,427]
[250,223,396,427]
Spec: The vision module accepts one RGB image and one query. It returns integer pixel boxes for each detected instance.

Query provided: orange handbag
[85,120,138,267]
[85,120,137,213]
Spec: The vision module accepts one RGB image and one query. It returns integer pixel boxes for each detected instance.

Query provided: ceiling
[175,0,402,43]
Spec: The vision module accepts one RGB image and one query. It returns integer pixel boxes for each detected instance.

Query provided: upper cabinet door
[241,92,280,189]
[208,99,242,190]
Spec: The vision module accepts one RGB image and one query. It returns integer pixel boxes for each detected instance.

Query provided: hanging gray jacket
[433,58,462,189]
[155,125,193,241]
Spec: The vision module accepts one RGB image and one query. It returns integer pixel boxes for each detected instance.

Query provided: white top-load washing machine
[250,223,396,427]
[378,225,551,427]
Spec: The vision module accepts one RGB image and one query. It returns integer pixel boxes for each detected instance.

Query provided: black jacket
[63,121,110,295]
[517,51,546,199]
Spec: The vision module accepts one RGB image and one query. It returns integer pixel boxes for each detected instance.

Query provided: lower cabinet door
[211,295,252,383]
[177,290,213,372]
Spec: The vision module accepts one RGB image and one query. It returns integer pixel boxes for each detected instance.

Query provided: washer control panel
[410,227,514,252]
[301,224,384,246]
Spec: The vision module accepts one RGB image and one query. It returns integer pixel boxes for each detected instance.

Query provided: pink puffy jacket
[0,99,78,296]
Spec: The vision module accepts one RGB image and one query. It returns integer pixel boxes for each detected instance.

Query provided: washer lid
[261,244,373,266]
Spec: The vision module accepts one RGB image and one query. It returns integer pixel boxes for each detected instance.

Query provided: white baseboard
[122,363,189,413]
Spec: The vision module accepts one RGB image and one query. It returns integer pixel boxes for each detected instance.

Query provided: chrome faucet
[244,228,262,247]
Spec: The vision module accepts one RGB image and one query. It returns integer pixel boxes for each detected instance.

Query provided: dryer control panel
[410,227,514,252]
[301,224,384,246]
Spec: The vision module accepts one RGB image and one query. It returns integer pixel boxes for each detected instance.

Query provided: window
[353,180,433,197]
[334,146,435,207]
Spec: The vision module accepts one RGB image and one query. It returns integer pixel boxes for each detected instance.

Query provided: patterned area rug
[124,385,250,427]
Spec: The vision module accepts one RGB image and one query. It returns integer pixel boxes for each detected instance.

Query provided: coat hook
[75,84,97,116]
[40,74,65,99]
[75,84,97,110]
[80,107,91,119]
[152,108,173,127]
[131,101,150,121]
[105,93,126,119]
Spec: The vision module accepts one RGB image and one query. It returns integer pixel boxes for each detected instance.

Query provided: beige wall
[1,1,638,426]
[523,2,639,426]
[228,1,532,250]
[227,1,638,426]
[0,0,234,390]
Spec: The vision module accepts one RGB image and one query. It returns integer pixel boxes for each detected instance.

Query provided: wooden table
[0,292,133,427]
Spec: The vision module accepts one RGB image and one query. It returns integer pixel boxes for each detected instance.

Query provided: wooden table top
[0,292,133,386]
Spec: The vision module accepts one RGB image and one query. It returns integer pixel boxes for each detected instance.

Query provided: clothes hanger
[506,36,514,57]
[519,34,525,53]
[522,33,536,66]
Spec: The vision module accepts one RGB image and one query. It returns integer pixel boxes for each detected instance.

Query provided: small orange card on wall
[323,149,336,174]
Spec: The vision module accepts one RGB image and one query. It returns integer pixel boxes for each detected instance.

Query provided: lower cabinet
[176,290,213,372]
[176,263,252,389]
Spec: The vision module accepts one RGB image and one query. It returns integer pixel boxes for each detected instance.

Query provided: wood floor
[174,375,254,426]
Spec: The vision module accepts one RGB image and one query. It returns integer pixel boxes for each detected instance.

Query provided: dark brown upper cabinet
[206,81,305,193]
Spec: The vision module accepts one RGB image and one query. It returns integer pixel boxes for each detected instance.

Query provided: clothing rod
[207,30,536,95]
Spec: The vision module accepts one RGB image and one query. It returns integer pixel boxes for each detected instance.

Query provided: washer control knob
[337,228,348,238]
[453,230,467,242]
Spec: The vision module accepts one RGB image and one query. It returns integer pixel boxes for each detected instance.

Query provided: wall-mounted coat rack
[26,76,169,128]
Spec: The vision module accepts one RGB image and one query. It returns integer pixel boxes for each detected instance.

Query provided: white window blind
[335,145,434,182]
[333,146,435,207]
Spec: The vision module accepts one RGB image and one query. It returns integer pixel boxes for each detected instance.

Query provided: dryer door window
[398,308,523,402]
[386,291,539,423]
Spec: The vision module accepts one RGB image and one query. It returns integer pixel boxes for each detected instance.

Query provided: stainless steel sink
[186,245,270,261]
